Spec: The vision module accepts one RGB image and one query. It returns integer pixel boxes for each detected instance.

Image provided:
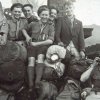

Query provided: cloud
[74,0,100,25]
[0,0,12,8]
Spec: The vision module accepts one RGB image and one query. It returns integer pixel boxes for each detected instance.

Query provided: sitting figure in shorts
[22,5,55,90]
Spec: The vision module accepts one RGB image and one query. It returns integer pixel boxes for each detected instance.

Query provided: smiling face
[39,10,49,24]
[12,7,22,19]
[23,6,33,18]
[50,9,57,20]
[65,4,74,16]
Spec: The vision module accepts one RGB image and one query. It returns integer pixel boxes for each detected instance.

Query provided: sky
[74,0,100,25]
[0,0,100,25]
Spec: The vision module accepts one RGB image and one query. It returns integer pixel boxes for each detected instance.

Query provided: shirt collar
[67,15,75,22]
[27,16,33,23]
[12,16,21,23]
[39,20,48,27]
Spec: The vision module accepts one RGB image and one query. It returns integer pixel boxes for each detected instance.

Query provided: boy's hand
[92,57,100,66]
[80,51,85,59]
[26,37,32,44]
[58,42,64,47]
[30,42,38,47]
[81,88,91,99]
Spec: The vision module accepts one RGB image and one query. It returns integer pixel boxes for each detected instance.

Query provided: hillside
[84,24,100,47]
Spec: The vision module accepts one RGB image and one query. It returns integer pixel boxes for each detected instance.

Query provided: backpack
[36,81,58,100]
[0,41,27,92]
[68,59,89,79]
[56,80,80,100]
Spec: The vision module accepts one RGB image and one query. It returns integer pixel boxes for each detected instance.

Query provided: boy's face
[65,4,74,16]
[50,9,57,20]
[39,10,49,24]
[12,7,22,19]
[23,6,33,18]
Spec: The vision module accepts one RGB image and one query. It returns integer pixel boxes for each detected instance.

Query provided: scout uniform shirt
[7,17,27,41]
[25,21,55,42]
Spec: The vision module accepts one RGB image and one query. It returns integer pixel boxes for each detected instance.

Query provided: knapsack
[56,80,80,100]
[36,81,58,100]
[68,59,89,79]
[0,41,27,92]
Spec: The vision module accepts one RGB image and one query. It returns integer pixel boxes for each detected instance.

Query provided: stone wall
[48,0,76,16]
[48,0,66,16]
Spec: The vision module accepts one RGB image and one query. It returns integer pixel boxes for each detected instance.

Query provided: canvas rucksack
[68,59,89,79]
[0,41,27,92]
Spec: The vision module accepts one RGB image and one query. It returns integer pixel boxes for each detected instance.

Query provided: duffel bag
[68,59,89,79]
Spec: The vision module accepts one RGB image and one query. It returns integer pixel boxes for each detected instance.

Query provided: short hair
[64,1,73,7]
[10,3,23,11]
[37,5,49,16]
[49,6,59,14]
[22,4,33,11]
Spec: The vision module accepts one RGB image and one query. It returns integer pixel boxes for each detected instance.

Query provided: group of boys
[1,1,100,100]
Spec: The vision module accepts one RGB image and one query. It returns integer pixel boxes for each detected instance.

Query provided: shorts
[27,45,49,58]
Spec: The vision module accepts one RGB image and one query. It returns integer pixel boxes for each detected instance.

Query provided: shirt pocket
[8,31,16,39]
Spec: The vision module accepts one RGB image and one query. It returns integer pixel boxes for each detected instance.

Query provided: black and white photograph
[0,0,100,100]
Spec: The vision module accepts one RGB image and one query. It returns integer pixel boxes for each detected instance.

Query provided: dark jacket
[55,16,85,52]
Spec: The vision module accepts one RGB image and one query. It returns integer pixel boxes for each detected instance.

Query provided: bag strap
[7,93,15,100]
